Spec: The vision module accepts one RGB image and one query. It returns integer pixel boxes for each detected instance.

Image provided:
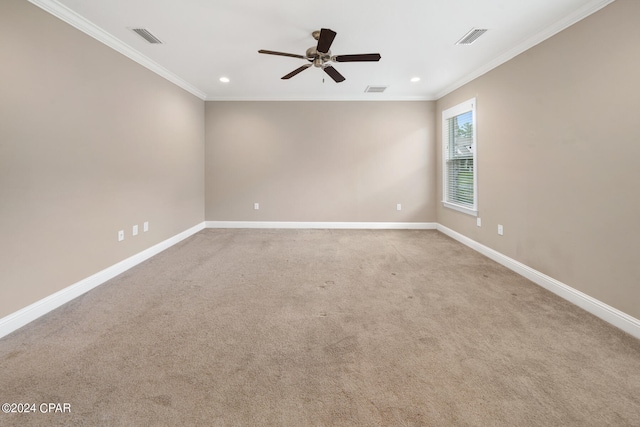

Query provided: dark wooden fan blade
[316,28,337,53]
[281,64,312,79]
[259,49,306,60]
[334,53,381,62]
[323,66,345,83]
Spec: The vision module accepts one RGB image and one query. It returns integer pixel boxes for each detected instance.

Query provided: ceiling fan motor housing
[306,47,332,67]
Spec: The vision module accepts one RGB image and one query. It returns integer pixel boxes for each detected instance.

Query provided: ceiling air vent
[365,85,388,93]
[456,28,488,45]
[131,28,163,44]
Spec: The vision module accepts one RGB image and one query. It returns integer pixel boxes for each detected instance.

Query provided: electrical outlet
[143,221,149,232]
[397,203,402,211]
[477,217,482,227]
[133,225,138,236]
[254,203,259,210]
[118,230,124,242]
[498,224,504,236]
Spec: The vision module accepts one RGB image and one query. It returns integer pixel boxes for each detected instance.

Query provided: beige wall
[436,0,640,319]
[0,0,205,318]
[205,101,436,223]
[3,0,638,327]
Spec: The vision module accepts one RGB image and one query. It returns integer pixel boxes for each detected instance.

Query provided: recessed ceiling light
[219,77,230,83]
[410,77,420,83]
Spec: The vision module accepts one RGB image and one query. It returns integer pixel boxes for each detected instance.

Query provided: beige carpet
[0,229,639,426]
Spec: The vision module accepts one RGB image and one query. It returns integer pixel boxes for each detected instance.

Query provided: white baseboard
[206,221,438,230]
[436,224,640,340]
[0,222,206,340]
[3,221,638,342]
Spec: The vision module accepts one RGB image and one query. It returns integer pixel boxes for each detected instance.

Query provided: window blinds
[442,99,477,214]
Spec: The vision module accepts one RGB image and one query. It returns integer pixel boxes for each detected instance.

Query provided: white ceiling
[32,0,613,101]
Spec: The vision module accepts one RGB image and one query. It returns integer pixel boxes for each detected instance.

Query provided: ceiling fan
[258,28,381,83]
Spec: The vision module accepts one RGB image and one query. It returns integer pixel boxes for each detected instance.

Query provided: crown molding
[28,0,614,103]
[28,0,207,100]
[204,96,437,102]
[434,0,615,100]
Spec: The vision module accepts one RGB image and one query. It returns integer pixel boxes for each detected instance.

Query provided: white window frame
[442,98,478,216]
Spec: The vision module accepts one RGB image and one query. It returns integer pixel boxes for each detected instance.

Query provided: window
[442,98,477,216]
